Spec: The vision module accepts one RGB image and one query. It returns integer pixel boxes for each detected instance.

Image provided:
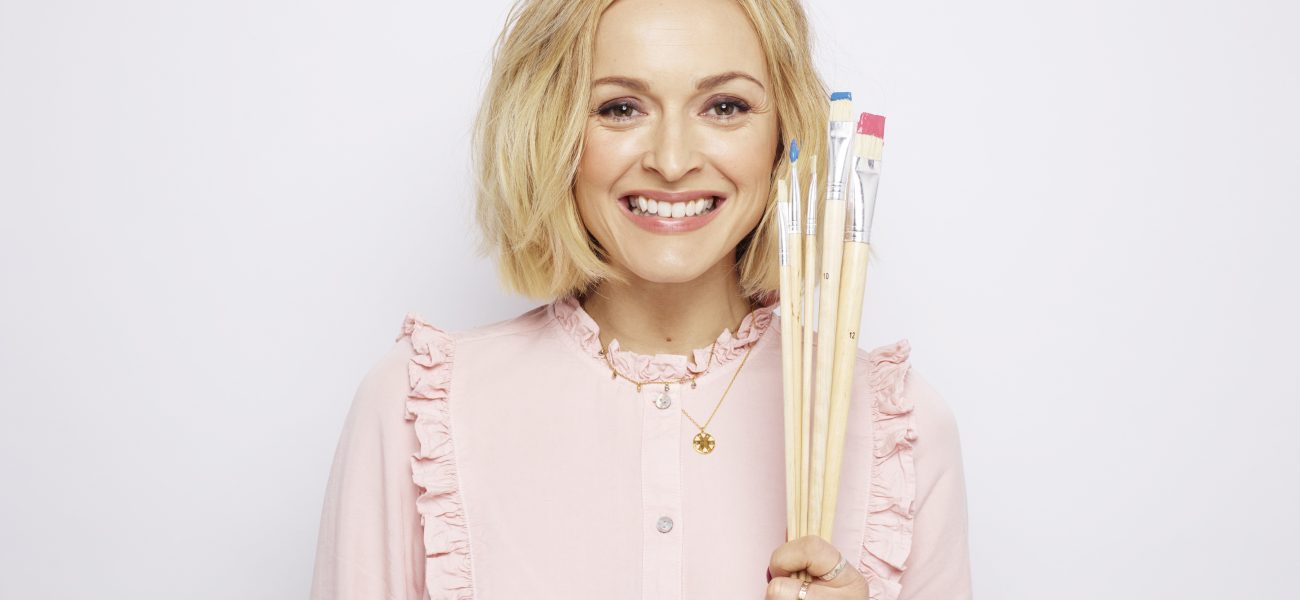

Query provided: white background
[2,0,1298,597]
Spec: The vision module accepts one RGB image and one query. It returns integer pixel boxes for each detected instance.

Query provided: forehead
[592,0,769,87]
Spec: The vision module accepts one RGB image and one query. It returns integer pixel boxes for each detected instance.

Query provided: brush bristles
[854,131,884,161]
[829,98,854,123]
[856,112,886,138]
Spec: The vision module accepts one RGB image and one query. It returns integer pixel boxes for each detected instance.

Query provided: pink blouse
[309,297,972,599]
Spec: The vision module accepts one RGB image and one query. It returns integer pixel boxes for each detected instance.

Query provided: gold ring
[796,580,811,600]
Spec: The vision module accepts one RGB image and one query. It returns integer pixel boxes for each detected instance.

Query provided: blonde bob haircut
[473,0,830,301]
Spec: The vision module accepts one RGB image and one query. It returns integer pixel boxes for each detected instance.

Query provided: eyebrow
[695,71,765,91]
[591,76,648,92]
[591,71,766,92]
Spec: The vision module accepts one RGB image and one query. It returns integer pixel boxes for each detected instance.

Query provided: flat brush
[807,91,855,538]
[819,112,886,540]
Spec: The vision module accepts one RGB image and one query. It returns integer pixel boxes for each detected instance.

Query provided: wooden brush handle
[808,198,846,537]
[799,230,817,538]
[818,241,871,540]
[779,257,800,543]
[784,229,804,542]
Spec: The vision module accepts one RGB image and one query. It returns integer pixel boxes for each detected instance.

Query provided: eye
[705,97,751,119]
[595,99,644,121]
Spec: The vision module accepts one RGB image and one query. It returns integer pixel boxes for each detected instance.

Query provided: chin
[613,246,725,286]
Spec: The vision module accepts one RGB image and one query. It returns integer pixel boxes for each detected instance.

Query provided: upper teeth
[629,196,717,218]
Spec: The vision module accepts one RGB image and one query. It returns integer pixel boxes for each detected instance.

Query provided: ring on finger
[815,557,849,582]
[796,580,811,600]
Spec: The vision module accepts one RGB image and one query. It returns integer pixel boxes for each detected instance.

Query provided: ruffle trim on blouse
[397,314,474,600]
[859,339,919,600]
[550,295,776,381]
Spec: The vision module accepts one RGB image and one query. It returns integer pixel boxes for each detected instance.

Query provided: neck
[580,252,757,365]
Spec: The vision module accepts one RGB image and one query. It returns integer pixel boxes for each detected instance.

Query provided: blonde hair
[473,0,829,300]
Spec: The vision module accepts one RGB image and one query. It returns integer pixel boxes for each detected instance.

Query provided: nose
[640,112,703,182]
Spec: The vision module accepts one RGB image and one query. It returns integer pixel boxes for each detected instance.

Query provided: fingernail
[766,567,773,583]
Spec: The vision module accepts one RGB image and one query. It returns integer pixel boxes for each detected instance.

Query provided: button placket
[641,379,683,599]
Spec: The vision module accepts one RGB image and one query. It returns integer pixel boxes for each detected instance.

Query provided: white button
[655,515,674,533]
[654,391,672,409]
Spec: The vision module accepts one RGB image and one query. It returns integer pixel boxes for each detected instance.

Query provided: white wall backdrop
[2,0,1297,597]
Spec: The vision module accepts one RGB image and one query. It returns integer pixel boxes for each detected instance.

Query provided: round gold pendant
[692,431,716,454]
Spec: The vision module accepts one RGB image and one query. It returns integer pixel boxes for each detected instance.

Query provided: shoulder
[343,328,421,428]
[344,303,553,422]
[853,339,958,437]
[853,339,965,507]
[852,338,965,505]
[384,301,559,392]
[397,302,555,350]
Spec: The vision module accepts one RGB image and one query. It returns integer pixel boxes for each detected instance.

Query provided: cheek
[574,126,642,247]
[577,127,643,195]
[702,123,779,214]
[702,114,778,173]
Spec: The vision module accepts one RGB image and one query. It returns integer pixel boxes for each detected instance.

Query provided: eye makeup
[593,98,645,121]
[589,91,757,123]
[702,96,752,119]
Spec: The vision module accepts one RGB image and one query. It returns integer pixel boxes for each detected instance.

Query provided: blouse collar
[550,295,777,382]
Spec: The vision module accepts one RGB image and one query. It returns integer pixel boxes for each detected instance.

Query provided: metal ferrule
[825,120,855,202]
[787,166,803,235]
[776,197,791,265]
[845,156,881,243]
[804,170,819,235]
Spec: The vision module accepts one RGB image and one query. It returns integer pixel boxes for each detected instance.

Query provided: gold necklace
[681,341,756,454]
[600,340,718,391]
[600,338,756,455]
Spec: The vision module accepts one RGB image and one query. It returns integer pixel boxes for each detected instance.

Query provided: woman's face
[575,0,780,286]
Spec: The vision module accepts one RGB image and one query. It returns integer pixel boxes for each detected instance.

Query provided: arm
[310,341,426,600]
[895,368,973,600]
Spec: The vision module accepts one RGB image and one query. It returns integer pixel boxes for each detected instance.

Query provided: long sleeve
[310,340,427,600]
[896,368,973,599]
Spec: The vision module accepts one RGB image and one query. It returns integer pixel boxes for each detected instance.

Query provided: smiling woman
[576,0,781,287]
[309,0,972,599]
[474,0,830,301]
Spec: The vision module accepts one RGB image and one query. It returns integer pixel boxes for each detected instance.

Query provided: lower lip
[617,197,728,234]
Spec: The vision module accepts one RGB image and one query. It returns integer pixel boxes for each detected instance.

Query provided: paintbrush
[808,91,856,537]
[819,112,886,539]
[784,142,806,544]
[799,154,817,540]
[776,175,800,544]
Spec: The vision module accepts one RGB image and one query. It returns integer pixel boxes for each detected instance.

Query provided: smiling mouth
[622,195,721,218]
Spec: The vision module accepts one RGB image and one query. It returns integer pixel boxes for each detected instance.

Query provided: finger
[765,576,831,600]
[768,535,842,580]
